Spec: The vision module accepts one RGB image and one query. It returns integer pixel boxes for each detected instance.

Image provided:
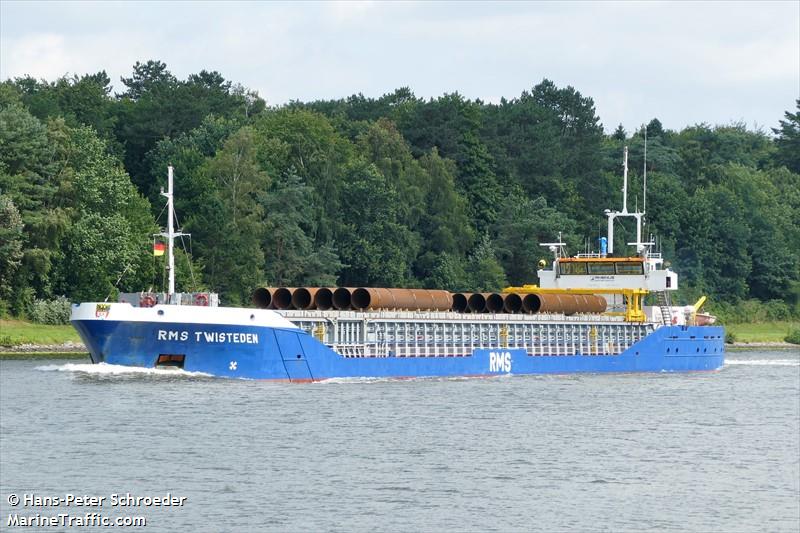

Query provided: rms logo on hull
[489,351,512,373]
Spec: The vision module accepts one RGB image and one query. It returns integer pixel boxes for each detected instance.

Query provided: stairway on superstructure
[654,291,672,325]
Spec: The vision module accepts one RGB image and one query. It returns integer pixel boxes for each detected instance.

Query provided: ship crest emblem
[95,304,111,319]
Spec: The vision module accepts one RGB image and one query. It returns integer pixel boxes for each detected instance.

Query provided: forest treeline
[1,60,799,318]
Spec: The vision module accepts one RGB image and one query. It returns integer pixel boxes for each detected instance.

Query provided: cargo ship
[70,152,725,381]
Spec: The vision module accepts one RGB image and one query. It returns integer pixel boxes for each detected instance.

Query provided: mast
[606,145,647,255]
[159,166,188,302]
[622,146,629,214]
[643,125,647,215]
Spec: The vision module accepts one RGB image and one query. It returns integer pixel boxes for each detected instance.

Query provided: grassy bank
[0,352,89,360]
[725,321,798,344]
[0,319,81,346]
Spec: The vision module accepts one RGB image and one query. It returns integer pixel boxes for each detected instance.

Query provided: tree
[773,99,800,173]
[493,195,577,285]
[0,195,23,310]
[336,160,419,286]
[465,234,507,292]
[261,170,342,286]
[195,126,269,304]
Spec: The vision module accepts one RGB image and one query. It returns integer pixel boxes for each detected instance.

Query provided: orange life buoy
[195,293,209,307]
[140,295,156,308]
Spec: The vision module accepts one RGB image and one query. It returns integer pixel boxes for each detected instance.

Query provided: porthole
[157,310,164,316]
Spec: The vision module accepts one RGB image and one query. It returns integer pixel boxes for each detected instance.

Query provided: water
[1,350,798,532]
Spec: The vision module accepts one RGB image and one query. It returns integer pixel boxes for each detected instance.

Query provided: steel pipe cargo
[351,288,453,311]
[521,293,607,315]
[452,293,469,313]
[333,287,355,310]
[252,287,276,309]
[503,293,522,313]
[314,288,335,311]
[467,293,486,313]
[522,294,540,313]
[485,293,505,313]
[273,287,296,310]
[292,287,324,310]
[575,294,607,314]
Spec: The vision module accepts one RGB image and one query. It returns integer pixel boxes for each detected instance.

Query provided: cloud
[0,1,797,132]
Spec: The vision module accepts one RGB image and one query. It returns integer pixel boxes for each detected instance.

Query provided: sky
[1,1,798,133]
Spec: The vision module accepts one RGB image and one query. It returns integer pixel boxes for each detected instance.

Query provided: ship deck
[274,309,654,358]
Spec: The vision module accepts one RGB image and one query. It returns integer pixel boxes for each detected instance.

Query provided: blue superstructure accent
[72,318,724,381]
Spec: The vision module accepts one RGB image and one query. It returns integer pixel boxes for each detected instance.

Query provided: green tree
[493,195,577,285]
[337,160,419,286]
[773,99,800,173]
[0,194,24,311]
[194,127,269,303]
[465,234,507,292]
[261,170,342,286]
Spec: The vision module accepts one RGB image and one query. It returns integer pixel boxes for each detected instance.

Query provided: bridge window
[588,262,616,275]
[615,262,644,275]
[560,262,588,275]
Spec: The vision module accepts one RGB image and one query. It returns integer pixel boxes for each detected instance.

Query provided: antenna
[622,146,629,213]
[643,124,647,215]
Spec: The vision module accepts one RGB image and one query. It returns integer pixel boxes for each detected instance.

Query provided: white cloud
[0,1,797,131]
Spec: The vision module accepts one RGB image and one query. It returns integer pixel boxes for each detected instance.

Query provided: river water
[1,349,798,532]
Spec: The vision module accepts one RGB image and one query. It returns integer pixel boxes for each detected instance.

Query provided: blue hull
[72,318,725,381]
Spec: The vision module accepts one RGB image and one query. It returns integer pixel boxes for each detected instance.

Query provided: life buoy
[140,295,156,308]
[195,293,209,307]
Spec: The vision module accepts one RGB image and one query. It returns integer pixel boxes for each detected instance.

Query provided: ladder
[654,291,672,325]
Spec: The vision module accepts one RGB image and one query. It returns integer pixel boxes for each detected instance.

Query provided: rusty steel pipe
[485,293,504,313]
[333,287,355,310]
[503,293,523,313]
[522,293,607,315]
[452,293,469,313]
[522,294,541,313]
[252,287,276,309]
[273,287,296,310]
[575,294,607,314]
[351,288,453,311]
[467,293,486,313]
[292,287,324,310]
[314,288,335,310]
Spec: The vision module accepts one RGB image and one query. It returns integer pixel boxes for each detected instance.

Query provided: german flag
[153,242,165,256]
